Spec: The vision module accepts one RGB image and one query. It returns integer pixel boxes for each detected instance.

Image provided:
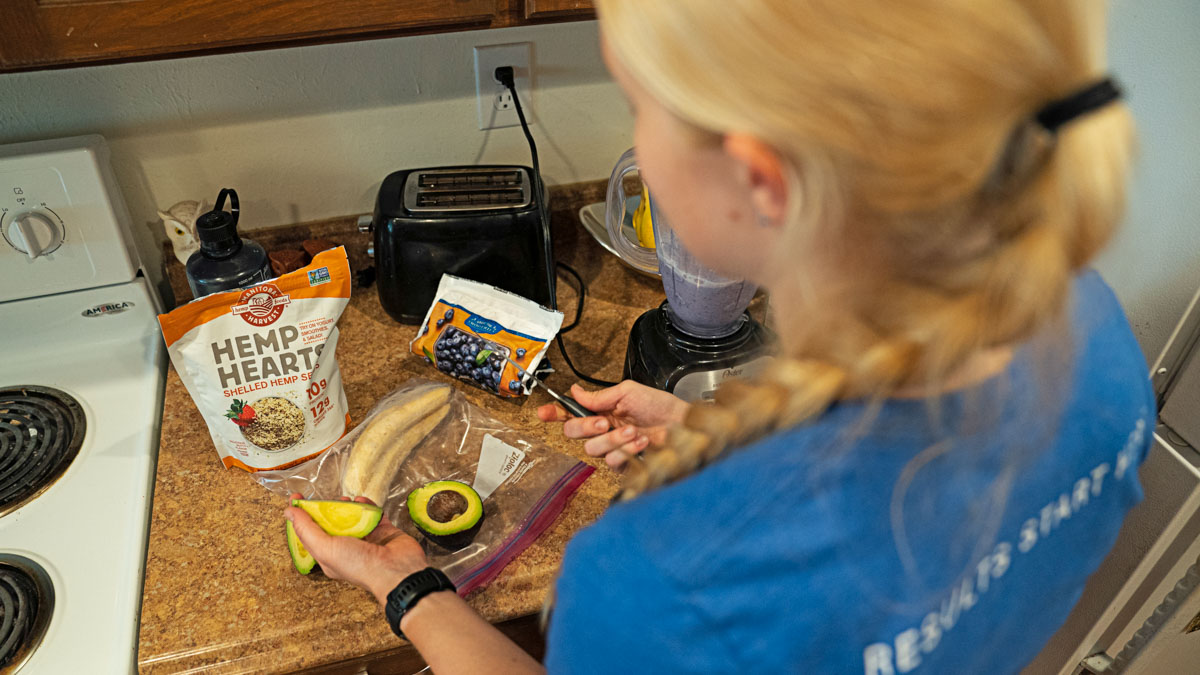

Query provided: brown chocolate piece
[269,249,307,276]
[302,238,338,259]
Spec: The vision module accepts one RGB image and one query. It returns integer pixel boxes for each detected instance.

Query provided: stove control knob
[4,210,63,260]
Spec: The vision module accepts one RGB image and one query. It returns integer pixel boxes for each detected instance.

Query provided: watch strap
[384,567,456,639]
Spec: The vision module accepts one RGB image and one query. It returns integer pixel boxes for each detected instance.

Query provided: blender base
[623,303,774,403]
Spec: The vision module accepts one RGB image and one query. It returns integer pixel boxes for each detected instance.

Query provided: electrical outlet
[474,42,532,130]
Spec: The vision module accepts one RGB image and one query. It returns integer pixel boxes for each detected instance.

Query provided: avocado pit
[428,490,469,523]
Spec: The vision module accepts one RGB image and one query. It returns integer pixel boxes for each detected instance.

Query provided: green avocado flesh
[407,481,484,538]
[291,499,383,538]
[286,500,383,576]
[286,521,317,575]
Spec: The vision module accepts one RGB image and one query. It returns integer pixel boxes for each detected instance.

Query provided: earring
[756,212,774,228]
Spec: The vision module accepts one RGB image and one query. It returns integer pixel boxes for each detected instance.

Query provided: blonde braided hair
[597,0,1134,502]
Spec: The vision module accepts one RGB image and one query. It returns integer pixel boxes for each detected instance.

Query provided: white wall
[1094,0,1200,361]
[0,21,633,296]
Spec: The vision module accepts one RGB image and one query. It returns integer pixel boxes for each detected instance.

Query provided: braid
[617,360,850,501]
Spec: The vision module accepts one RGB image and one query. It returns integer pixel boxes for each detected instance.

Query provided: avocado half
[286,521,317,574]
[291,499,383,538]
[285,500,382,576]
[407,480,484,550]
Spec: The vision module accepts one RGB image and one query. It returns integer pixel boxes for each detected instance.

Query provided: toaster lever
[357,214,374,233]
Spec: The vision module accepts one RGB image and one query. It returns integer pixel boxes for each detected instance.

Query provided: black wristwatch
[384,567,456,639]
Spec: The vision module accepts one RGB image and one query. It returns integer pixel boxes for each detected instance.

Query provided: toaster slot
[403,167,533,213]
[418,169,523,189]
[416,188,526,208]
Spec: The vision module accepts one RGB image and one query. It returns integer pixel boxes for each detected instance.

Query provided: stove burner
[0,556,53,674]
[0,387,85,518]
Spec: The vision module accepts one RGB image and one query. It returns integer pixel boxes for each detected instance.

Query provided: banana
[632,186,656,249]
[341,386,451,504]
[356,403,450,507]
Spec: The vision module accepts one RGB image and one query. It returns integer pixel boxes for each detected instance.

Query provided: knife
[505,356,594,417]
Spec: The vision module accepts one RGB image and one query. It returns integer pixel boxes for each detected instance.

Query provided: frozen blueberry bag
[410,275,563,397]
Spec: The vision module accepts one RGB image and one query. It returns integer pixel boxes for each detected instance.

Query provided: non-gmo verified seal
[308,267,331,286]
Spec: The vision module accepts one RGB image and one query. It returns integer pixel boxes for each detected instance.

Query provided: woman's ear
[723,133,788,226]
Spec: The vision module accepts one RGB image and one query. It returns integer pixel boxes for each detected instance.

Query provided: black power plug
[494,65,516,88]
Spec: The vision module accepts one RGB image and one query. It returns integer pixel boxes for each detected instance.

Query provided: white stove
[0,136,166,674]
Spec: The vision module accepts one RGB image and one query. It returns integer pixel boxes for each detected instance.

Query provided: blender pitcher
[605,148,758,338]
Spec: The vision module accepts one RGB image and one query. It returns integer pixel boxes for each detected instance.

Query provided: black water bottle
[185,188,272,298]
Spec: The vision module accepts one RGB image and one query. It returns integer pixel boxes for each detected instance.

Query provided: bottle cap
[195,188,242,257]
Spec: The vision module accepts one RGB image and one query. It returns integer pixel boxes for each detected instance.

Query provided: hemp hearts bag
[158,247,352,472]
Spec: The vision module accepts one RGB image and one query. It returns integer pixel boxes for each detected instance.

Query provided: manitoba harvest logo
[231,284,291,327]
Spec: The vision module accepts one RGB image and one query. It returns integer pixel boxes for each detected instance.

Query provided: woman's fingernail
[636,435,649,448]
[622,426,636,439]
[284,512,293,522]
[595,419,610,432]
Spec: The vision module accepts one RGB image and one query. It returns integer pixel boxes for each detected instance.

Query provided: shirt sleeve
[543,518,743,674]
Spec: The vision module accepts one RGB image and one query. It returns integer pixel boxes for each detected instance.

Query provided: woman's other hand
[536,380,689,469]
[284,493,429,607]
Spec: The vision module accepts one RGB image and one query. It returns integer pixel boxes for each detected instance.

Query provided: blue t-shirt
[546,271,1153,674]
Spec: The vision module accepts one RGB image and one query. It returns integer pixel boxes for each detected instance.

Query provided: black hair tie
[1035,77,1123,133]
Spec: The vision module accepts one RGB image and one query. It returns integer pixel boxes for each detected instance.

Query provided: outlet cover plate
[474,42,533,130]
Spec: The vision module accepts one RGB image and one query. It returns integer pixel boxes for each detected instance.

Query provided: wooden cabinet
[525,0,595,20]
[0,0,596,73]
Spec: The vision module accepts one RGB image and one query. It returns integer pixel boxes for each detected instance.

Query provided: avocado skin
[286,521,319,575]
[424,512,486,552]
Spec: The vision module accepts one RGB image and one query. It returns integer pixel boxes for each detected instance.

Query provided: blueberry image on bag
[430,326,512,393]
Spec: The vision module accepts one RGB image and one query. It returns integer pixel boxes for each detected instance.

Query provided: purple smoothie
[652,196,757,338]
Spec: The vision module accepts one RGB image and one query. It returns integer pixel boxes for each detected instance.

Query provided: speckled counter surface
[136,182,674,674]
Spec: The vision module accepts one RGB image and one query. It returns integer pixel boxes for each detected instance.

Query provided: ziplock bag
[254,379,594,594]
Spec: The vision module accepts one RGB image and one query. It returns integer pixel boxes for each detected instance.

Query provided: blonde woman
[284,1,1151,672]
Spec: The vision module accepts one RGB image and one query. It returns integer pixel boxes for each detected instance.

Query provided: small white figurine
[158,200,204,265]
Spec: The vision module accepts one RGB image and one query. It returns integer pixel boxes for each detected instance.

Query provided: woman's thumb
[286,506,334,558]
[570,383,622,410]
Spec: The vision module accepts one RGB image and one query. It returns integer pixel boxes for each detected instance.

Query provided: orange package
[158,247,352,471]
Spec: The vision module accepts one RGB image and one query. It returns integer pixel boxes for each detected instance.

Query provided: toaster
[371,165,553,324]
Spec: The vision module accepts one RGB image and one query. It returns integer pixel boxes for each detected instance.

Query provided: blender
[605,149,774,402]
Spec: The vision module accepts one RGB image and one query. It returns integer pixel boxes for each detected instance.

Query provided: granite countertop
[136,182,672,674]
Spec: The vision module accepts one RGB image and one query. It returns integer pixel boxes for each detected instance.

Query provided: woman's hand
[536,380,689,469]
[284,493,428,608]
[287,495,543,674]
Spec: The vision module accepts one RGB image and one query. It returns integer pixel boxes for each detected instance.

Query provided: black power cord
[556,261,584,333]
[495,66,619,388]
